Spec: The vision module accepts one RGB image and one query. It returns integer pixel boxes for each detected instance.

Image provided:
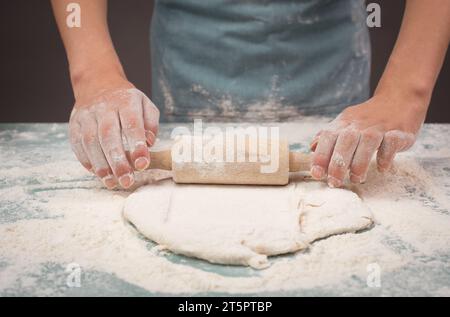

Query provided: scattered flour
[0,123,449,295]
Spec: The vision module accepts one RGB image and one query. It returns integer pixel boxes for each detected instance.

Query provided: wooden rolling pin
[146,138,311,185]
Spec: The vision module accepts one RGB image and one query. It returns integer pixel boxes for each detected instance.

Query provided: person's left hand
[309,92,427,187]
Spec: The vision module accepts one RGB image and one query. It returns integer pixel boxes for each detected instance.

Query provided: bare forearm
[376,0,450,110]
[51,0,127,100]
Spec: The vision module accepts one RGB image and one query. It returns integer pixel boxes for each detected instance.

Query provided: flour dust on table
[123,179,374,268]
[2,123,450,295]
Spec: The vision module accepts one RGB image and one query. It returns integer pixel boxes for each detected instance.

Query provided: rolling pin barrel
[171,138,290,185]
[149,137,312,185]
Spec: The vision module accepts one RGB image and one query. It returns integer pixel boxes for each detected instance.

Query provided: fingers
[376,130,415,172]
[349,129,383,184]
[310,129,338,180]
[326,128,360,188]
[309,131,321,152]
[69,118,92,172]
[311,126,416,187]
[79,110,117,189]
[119,94,150,171]
[142,96,160,146]
[69,89,160,190]
[97,110,135,189]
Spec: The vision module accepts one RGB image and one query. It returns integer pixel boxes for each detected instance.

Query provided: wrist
[374,57,434,112]
[374,78,431,115]
[70,64,133,106]
[370,85,428,132]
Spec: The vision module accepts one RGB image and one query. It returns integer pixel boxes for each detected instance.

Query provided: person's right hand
[69,84,160,190]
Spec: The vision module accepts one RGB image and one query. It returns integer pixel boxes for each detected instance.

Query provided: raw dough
[123,180,374,269]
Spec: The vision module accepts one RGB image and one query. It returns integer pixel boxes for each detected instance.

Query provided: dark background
[0,0,448,123]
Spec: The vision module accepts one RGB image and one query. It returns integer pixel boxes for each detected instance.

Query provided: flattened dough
[123,180,374,269]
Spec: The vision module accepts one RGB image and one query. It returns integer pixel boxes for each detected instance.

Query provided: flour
[123,181,374,269]
[1,123,450,295]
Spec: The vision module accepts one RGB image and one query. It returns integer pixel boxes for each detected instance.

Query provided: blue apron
[151,0,371,121]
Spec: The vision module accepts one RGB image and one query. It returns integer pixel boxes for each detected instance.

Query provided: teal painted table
[1,122,449,296]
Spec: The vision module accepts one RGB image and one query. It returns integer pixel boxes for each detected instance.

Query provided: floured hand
[69,87,159,189]
[310,93,426,187]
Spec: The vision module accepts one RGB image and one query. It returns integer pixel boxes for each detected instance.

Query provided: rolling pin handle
[148,150,173,171]
[289,152,312,172]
